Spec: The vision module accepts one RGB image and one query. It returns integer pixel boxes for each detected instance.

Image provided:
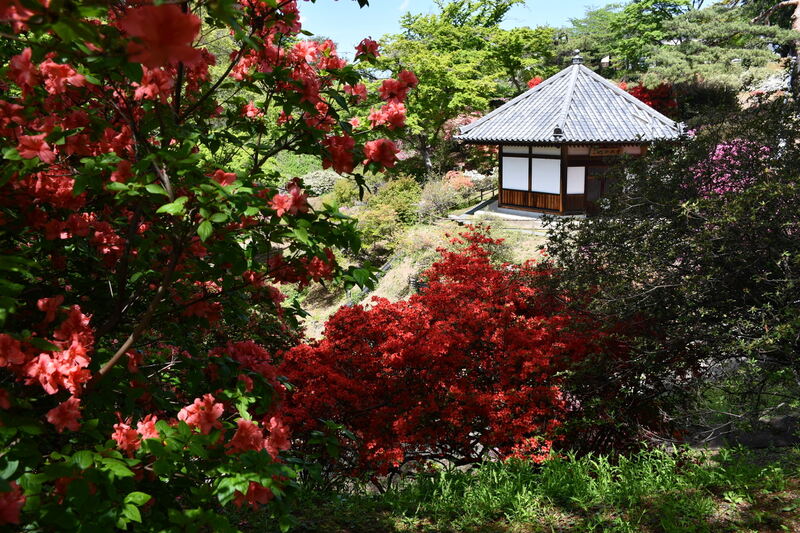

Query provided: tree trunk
[418,134,433,177]
[792,2,800,95]
[760,1,800,94]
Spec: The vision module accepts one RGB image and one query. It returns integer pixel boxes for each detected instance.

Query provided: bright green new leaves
[377,0,557,174]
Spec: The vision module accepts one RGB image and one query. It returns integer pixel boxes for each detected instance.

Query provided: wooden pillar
[498,145,503,206]
[559,145,568,213]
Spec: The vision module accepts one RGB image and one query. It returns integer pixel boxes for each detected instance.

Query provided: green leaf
[77,4,106,17]
[99,458,134,478]
[156,196,188,216]
[72,450,94,470]
[27,338,60,352]
[122,503,142,523]
[2,147,20,161]
[292,227,310,245]
[197,220,213,242]
[124,491,151,506]
[145,184,169,196]
[123,62,143,83]
[215,476,250,506]
[0,459,19,480]
[106,182,128,192]
[353,268,371,287]
[51,21,78,42]
[209,212,228,223]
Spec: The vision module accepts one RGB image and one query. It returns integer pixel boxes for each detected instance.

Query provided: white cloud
[399,0,410,11]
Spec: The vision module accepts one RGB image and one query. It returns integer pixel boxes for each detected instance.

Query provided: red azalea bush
[527,76,543,88]
[619,82,678,117]
[0,0,413,529]
[280,228,616,482]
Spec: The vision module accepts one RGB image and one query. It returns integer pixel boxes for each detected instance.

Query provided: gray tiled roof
[456,62,683,144]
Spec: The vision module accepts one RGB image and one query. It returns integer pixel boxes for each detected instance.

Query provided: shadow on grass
[272,448,800,533]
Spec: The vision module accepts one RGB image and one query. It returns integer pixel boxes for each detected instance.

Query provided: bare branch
[753,0,799,24]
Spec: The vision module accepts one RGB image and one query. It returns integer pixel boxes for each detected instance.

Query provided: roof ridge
[554,64,581,135]
[458,67,572,135]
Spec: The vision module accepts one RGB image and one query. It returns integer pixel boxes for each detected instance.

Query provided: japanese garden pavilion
[455,54,684,214]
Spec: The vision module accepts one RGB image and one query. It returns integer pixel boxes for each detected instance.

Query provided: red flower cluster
[233,482,273,509]
[118,4,202,68]
[281,228,607,474]
[343,83,368,103]
[378,70,418,103]
[241,101,264,119]
[620,82,678,117]
[368,101,407,130]
[0,482,25,525]
[269,178,309,217]
[211,169,237,186]
[322,134,355,173]
[354,38,380,61]
[363,138,400,169]
[527,76,544,88]
[46,396,82,433]
[6,305,95,397]
[177,393,224,434]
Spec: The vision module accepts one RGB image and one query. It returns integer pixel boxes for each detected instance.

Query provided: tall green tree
[560,0,689,75]
[611,0,691,72]
[377,0,555,176]
[645,5,797,90]
[739,0,800,91]
[560,4,624,70]
[490,26,559,92]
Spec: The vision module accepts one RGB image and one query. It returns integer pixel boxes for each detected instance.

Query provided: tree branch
[753,0,799,24]
[95,237,184,380]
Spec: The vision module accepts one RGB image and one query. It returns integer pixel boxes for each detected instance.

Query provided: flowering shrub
[464,168,498,191]
[619,82,678,117]
[444,170,475,191]
[544,99,800,449]
[691,139,771,198]
[280,228,614,480]
[0,0,413,529]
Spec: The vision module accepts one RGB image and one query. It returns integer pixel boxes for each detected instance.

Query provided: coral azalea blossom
[118,4,202,68]
[226,419,265,454]
[363,138,399,169]
[17,133,55,163]
[0,482,25,525]
[46,396,81,433]
[177,393,223,434]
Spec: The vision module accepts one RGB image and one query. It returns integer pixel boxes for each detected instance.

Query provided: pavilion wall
[497,144,644,214]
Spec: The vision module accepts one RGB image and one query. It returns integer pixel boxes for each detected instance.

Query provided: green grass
[278,447,800,532]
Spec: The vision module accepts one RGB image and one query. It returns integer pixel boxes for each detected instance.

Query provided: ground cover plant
[283,447,800,532]
[0,0,419,529]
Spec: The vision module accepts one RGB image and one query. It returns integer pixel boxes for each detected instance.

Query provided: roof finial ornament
[572,50,584,65]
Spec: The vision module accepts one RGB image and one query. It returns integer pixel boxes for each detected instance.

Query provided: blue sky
[299,0,598,59]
